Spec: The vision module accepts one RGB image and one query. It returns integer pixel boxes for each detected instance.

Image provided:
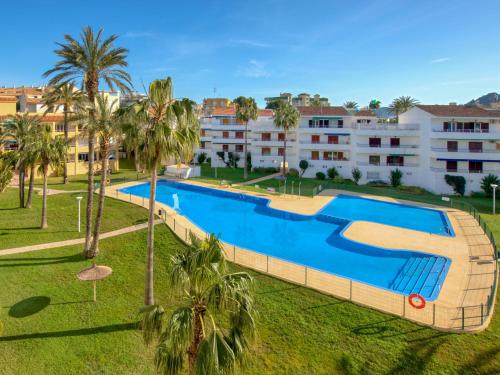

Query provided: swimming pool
[120,181,452,301]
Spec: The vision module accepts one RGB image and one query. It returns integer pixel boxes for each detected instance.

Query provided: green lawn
[0,225,499,374]
[192,164,274,185]
[0,188,148,250]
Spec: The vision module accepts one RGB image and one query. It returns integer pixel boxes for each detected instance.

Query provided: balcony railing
[433,128,490,133]
[301,141,350,145]
[251,138,296,142]
[430,147,496,153]
[430,167,497,174]
[352,123,420,131]
[357,143,418,149]
[357,161,418,168]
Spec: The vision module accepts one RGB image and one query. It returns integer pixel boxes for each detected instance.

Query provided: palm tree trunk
[89,143,109,257]
[243,121,248,180]
[19,164,25,208]
[40,164,48,229]
[144,159,157,306]
[283,131,287,176]
[188,306,205,375]
[25,164,36,208]
[83,132,96,257]
[134,146,141,172]
[63,107,69,184]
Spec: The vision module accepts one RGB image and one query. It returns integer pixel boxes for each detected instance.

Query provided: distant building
[120,91,148,107]
[202,98,232,116]
[265,92,330,108]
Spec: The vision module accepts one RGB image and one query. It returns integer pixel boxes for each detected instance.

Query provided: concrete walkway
[239,172,282,186]
[0,220,162,256]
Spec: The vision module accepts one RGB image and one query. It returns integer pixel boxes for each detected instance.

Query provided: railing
[356,161,419,168]
[430,167,497,174]
[357,144,419,149]
[430,147,497,153]
[300,141,350,146]
[352,123,420,131]
[433,128,491,133]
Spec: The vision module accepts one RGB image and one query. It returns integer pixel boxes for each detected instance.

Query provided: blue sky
[1,0,500,107]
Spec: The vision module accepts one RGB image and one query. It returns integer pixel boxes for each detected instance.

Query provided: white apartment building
[196,105,500,194]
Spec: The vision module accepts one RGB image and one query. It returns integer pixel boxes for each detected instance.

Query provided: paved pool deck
[107,178,497,332]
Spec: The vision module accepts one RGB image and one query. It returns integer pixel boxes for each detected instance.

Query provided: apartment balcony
[299,141,350,151]
[430,148,499,160]
[430,167,498,175]
[356,144,419,155]
[251,138,296,147]
[200,136,212,142]
[211,137,247,144]
[352,123,420,135]
[431,129,499,140]
[356,161,419,168]
[298,126,351,134]
[200,123,248,131]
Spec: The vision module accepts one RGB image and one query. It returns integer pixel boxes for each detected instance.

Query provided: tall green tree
[140,233,256,375]
[2,113,38,208]
[389,96,419,122]
[43,26,131,257]
[128,77,199,305]
[42,82,85,184]
[343,101,358,112]
[117,107,144,172]
[35,124,68,228]
[273,102,300,176]
[368,99,381,110]
[233,97,257,180]
[87,95,121,256]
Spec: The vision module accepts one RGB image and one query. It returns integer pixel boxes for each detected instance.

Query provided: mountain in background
[466,92,500,107]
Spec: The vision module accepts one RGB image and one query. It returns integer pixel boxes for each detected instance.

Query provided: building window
[447,141,458,152]
[278,133,285,141]
[261,147,271,156]
[337,119,343,128]
[311,135,320,144]
[222,118,230,125]
[390,138,400,148]
[55,123,64,132]
[469,142,482,153]
[311,151,319,160]
[328,135,338,144]
[387,156,404,166]
[261,133,271,141]
[308,119,313,128]
[223,131,229,139]
[78,153,89,162]
[446,161,457,172]
[235,131,244,139]
[200,129,206,137]
[369,155,380,165]
[222,144,229,152]
[469,161,483,173]
[235,144,243,152]
[278,148,284,156]
[335,152,344,160]
[200,141,205,149]
[369,137,381,147]
[323,151,332,160]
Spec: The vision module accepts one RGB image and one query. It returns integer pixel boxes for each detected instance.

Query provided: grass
[192,164,274,185]
[0,225,499,374]
[0,188,148,250]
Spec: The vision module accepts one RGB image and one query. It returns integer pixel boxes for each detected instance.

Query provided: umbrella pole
[93,280,97,302]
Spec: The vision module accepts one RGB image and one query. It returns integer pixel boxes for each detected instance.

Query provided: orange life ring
[408,293,426,309]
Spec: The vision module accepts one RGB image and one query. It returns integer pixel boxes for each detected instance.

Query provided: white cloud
[237,59,270,78]
[123,31,156,39]
[430,57,450,64]
[230,39,271,48]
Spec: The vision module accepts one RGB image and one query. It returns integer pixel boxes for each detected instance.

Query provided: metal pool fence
[113,188,498,332]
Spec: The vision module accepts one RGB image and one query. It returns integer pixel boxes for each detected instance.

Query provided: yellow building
[202,98,232,116]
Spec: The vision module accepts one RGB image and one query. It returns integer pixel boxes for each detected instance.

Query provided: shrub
[396,185,427,195]
[316,172,326,180]
[246,152,252,171]
[445,174,466,196]
[287,168,299,177]
[390,169,403,187]
[0,159,13,193]
[480,174,500,197]
[206,157,211,164]
[265,167,278,173]
[351,167,362,184]
[196,152,207,164]
[299,160,309,176]
[327,167,339,179]
[367,180,389,187]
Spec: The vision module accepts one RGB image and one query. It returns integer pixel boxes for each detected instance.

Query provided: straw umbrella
[76,262,112,302]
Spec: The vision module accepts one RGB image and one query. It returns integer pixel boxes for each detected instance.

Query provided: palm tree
[343,101,358,112]
[369,99,381,110]
[140,233,255,375]
[43,26,131,256]
[36,124,68,228]
[389,96,419,122]
[42,82,85,184]
[24,120,43,209]
[2,113,38,208]
[233,97,257,180]
[117,107,144,172]
[129,77,199,306]
[87,95,121,257]
[273,102,300,176]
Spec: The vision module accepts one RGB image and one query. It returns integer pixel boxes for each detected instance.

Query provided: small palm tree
[36,124,68,228]
[129,77,199,305]
[368,99,381,110]
[87,95,121,257]
[389,96,419,122]
[140,233,255,375]
[43,26,131,255]
[2,113,38,208]
[233,97,257,180]
[273,102,300,176]
[43,82,86,184]
[343,101,358,112]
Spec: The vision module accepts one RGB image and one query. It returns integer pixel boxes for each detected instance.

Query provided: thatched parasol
[76,262,112,302]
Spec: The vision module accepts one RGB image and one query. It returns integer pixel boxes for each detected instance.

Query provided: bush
[351,167,362,184]
[0,159,14,193]
[287,168,299,177]
[327,167,339,179]
[367,180,389,187]
[253,167,278,174]
[246,152,252,172]
[445,174,466,196]
[396,185,427,195]
[196,152,207,164]
[470,191,487,198]
[480,174,500,197]
[316,172,326,180]
[390,169,403,187]
[206,157,211,164]
[299,160,309,176]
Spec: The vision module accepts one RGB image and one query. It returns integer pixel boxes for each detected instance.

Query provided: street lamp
[491,184,498,215]
[76,196,83,232]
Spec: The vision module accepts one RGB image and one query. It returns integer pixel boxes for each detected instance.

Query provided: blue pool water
[120,181,452,301]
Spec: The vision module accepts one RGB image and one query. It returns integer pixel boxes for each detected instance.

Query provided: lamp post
[76,196,83,232]
[491,184,498,215]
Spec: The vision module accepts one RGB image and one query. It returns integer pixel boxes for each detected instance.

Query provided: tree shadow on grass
[8,296,51,318]
[0,322,137,342]
[0,254,83,268]
[386,338,444,375]
[460,347,500,374]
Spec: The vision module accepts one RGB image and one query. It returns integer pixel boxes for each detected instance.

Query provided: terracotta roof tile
[296,106,349,116]
[0,114,64,122]
[416,105,500,118]
[0,96,17,103]
[211,108,273,117]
